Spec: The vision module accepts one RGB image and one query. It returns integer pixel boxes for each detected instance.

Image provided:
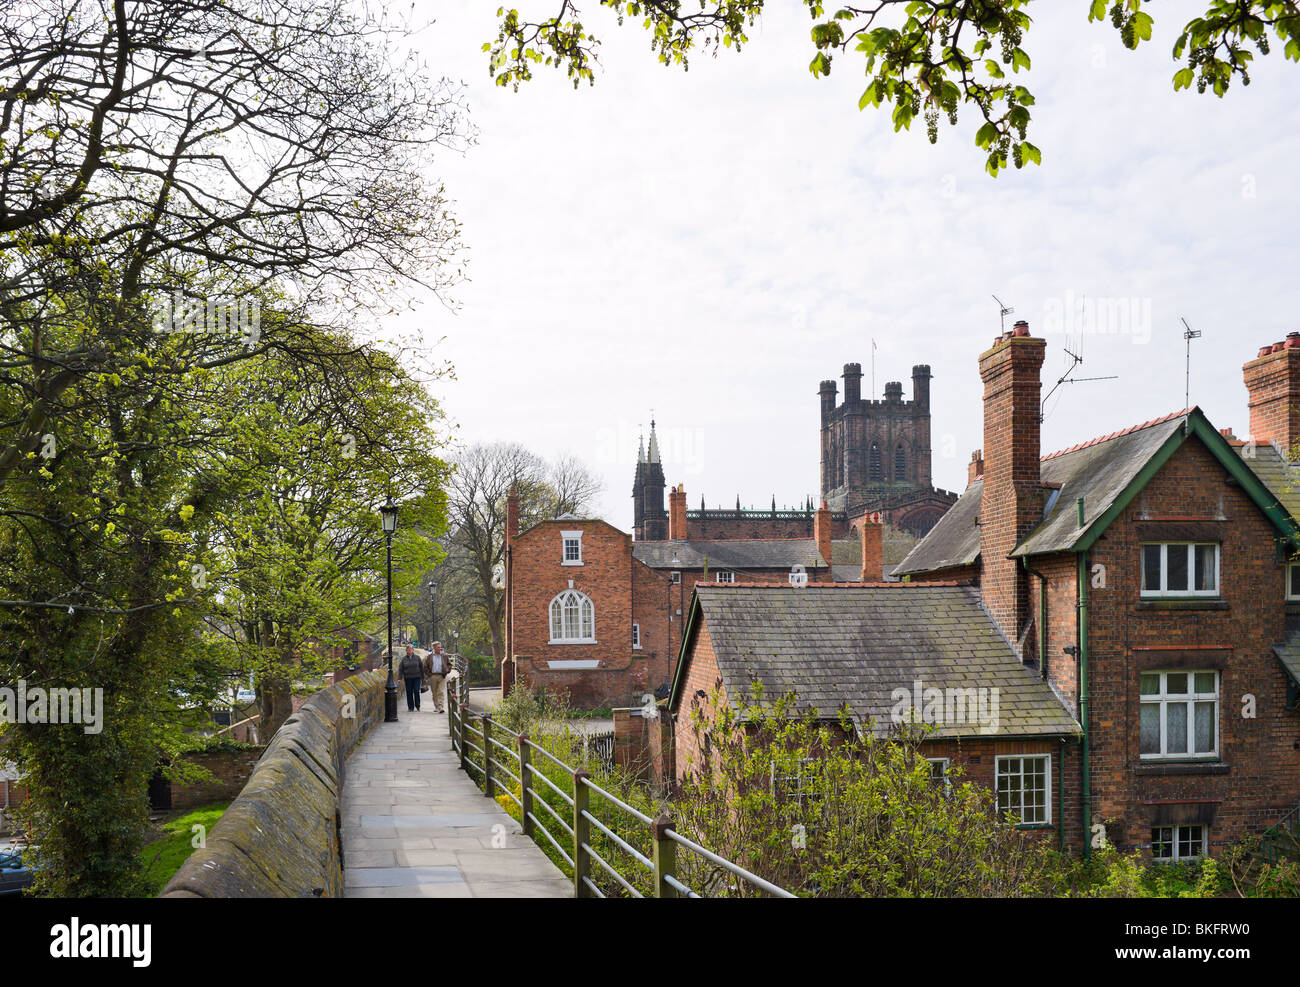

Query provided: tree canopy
[486,1,1300,174]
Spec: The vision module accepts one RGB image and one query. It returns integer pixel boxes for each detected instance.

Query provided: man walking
[424,640,447,713]
[399,643,424,712]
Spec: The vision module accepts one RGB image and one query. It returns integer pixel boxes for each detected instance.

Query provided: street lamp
[380,499,400,723]
[430,581,437,645]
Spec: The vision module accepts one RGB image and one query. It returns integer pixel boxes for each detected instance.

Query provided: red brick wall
[508,520,663,710]
[1075,435,1300,854]
[672,622,726,784]
[921,736,1081,847]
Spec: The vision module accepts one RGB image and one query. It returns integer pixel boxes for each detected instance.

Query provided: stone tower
[632,421,668,541]
[820,361,935,516]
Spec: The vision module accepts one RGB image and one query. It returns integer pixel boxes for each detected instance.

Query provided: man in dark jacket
[399,644,424,711]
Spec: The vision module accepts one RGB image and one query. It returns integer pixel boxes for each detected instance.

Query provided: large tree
[0,0,465,895]
[443,443,602,664]
[487,1,1300,174]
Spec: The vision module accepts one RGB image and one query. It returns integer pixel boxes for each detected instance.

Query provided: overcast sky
[400,4,1300,530]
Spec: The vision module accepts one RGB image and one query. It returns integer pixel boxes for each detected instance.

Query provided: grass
[141,803,228,895]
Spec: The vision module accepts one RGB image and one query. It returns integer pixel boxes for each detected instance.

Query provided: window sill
[1133,761,1229,776]
[1135,599,1228,611]
[560,561,584,567]
[1014,823,1055,831]
[548,639,597,645]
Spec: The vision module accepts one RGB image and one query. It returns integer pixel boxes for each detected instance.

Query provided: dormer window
[1288,563,1300,601]
[715,570,735,584]
[561,530,583,566]
[1141,542,1219,598]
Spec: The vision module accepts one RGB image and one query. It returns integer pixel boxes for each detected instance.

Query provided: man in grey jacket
[399,644,424,711]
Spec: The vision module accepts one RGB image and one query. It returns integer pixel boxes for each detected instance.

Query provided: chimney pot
[1259,345,1275,358]
[1012,320,1030,336]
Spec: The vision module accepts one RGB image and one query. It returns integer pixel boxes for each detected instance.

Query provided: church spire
[647,418,661,464]
[637,429,645,464]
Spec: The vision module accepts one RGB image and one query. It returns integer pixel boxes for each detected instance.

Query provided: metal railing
[447,681,794,899]
[1262,802,1300,864]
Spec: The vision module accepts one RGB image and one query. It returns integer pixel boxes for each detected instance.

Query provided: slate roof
[897,411,1208,575]
[893,479,982,576]
[633,539,831,571]
[1274,632,1300,689]
[1238,440,1300,523]
[1012,411,1190,557]
[679,584,1080,740]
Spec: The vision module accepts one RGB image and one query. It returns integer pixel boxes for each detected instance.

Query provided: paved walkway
[340,705,572,898]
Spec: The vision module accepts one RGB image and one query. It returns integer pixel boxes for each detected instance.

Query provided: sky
[396,3,1300,530]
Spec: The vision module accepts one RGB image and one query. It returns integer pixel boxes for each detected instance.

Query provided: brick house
[671,322,1300,861]
[503,490,886,710]
[669,582,1083,835]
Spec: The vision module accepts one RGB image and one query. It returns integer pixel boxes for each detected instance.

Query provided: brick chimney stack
[668,484,688,540]
[979,320,1046,646]
[814,499,833,565]
[860,512,884,582]
[1243,333,1300,456]
[968,449,985,485]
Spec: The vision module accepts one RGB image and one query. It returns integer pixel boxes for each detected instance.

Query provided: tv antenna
[1182,318,1201,434]
[992,294,1014,334]
[1039,338,1119,423]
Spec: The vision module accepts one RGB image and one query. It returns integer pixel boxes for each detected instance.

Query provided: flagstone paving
[341,706,571,898]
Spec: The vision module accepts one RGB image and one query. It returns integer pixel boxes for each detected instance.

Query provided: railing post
[573,770,591,898]
[519,734,534,839]
[652,812,678,898]
[482,715,494,797]
[458,699,468,774]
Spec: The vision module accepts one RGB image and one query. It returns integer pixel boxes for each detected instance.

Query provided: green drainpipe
[1077,496,1091,861]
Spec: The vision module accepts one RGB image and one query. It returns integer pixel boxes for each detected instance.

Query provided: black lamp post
[430,581,437,645]
[381,498,400,723]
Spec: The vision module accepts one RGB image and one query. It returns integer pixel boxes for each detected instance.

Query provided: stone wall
[159,669,386,898]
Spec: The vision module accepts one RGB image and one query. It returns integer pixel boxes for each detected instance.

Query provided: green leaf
[1021,141,1042,166]
[1132,12,1154,43]
[1173,67,1195,90]
[1012,48,1031,73]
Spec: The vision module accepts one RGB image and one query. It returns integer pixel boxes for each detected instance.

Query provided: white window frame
[560,530,583,566]
[548,589,596,644]
[632,622,641,649]
[926,757,951,792]
[1139,670,1219,760]
[1151,824,1208,863]
[715,570,735,584]
[1140,542,1220,598]
[1287,562,1300,601]
[670,571,681,584]
[995,754,1052,826]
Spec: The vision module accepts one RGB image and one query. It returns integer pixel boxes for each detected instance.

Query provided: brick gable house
[669,583,1083,834]
[671,323,1300,860]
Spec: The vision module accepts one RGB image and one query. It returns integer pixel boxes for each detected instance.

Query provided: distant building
[503,494,886,710]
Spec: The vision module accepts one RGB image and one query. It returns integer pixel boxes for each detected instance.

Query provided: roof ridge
[1039,407,1192,463]
[703,581,967,589]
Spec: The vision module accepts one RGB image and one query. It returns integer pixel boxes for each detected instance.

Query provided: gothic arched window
[895,443,906,480]
[869,442,882,482]
[549,589,595,642]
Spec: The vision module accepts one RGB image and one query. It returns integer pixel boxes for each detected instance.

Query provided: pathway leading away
[340,703,571,898]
